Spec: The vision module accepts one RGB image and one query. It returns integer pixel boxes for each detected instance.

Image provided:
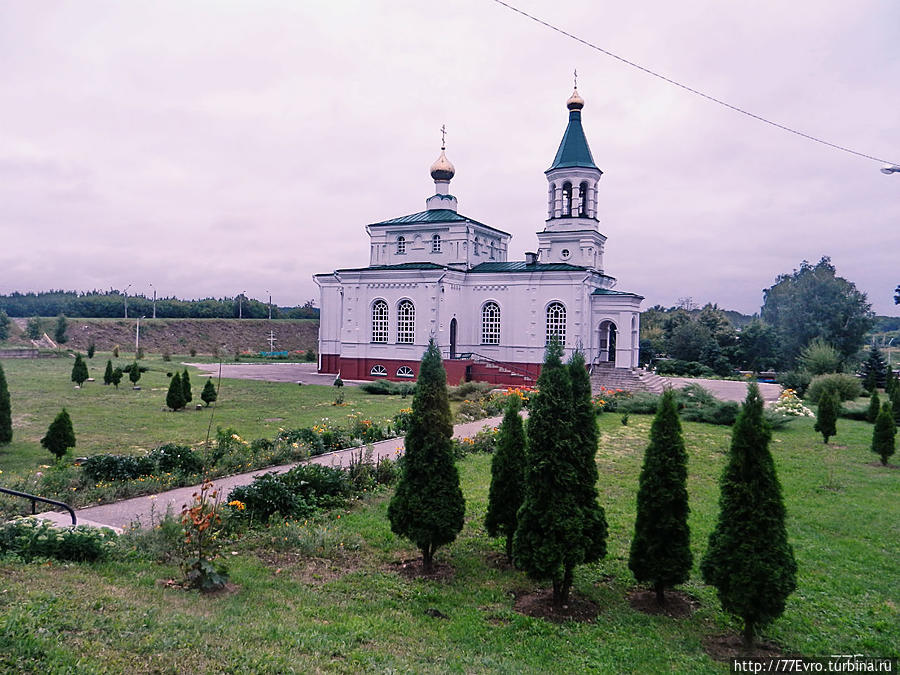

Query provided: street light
[266,289,272,320]
[237,291,247,319]
[881,164,900,175]
[135,316,146,354]
[124,283,132,318]
[149,282,156,319]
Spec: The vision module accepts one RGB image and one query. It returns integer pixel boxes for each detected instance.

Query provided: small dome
[430,149,455,181]
[566,88,584,110]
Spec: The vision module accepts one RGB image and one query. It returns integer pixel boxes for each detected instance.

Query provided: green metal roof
[369,209,509,236]
[336,262,449,273]
[591,288,644,298]
[547,110,599,172]
[469,261,587,273]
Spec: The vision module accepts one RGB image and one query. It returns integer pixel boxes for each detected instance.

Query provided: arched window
[371,300,388,343]
[562,182,572,216]
[473,236,480,255]
[397,236,406,254]
[431,234,441,253]
[579,181,589,217]
[370,364,388,377]
[546,302,566,345]
[397,300,415,343]
[396,366,414,378]
[481,302,501,344]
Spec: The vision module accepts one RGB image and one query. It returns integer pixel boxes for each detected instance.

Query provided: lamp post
[881,164,900,175]
[124,283,132,319]
[266,289,272,320]
[149,282,156,319]
[135,316,146,354]
[238,291,246,319]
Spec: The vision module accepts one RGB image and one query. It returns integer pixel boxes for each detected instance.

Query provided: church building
[314,88,643,386]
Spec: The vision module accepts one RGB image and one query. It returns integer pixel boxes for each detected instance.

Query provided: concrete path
[37,416,503,533]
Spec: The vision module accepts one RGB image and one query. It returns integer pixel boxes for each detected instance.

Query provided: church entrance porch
[597,320,617,365]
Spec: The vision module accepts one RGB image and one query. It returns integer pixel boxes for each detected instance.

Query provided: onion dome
[566,87,584,110]
[430,148,455,181]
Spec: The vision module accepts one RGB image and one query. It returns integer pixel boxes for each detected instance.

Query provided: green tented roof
[547,110,598,172]
[370,209,509,236]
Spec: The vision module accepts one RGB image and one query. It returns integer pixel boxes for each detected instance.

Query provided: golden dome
[430,149,455,181]
[566,88,584,110]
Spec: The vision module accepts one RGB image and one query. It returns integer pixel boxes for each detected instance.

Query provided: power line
[491,0,898,167]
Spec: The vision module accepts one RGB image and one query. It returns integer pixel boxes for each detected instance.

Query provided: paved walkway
[37,416,503,533]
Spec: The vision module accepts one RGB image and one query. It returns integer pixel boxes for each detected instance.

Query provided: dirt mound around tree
[6,318,319,356]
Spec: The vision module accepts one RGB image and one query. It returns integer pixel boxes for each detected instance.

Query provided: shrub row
[0,518,116,562]
[82,443,202,482]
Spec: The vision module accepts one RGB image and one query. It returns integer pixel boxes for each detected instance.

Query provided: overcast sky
[2,0,898,315]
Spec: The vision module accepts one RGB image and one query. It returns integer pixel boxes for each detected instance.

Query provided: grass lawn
[1,412,897,673]
[0,354,409,476]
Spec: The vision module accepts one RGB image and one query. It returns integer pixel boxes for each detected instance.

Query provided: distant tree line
[0,290,319,319]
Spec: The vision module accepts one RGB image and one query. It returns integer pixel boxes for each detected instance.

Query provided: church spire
[548,82,597,172]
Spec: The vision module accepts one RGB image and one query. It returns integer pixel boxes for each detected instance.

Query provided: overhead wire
[490,0,899,167]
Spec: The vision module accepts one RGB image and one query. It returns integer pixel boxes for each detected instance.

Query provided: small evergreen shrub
[806,373,863,403]
[201,378,218,407]
[655,359,716,377]
[41,408,76,460]
[0,364,11,445]
[87,342,96,359]
[814,390,839,443]
[872,402,896,465]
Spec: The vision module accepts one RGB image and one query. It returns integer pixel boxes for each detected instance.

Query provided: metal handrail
[0,487,77,526]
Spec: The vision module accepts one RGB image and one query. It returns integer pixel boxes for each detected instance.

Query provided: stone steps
[590,364,668,394]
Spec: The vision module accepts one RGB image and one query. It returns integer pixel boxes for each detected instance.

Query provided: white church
[314,88,643,387]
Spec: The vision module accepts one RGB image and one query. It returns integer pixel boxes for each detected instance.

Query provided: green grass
[0,354,409,475]
[1,412,897,673]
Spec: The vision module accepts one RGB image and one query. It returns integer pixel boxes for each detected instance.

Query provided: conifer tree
[860,344,887,390]
[70,353,89,387]
[128,361,141,387]
[872,402,896,466]
[485,394,526,561]
[866,389,881,424]
[0,309,9,342]
[103,360,114,386]
[41,408,76,460]
[54,314,69,344]
[201,378,218,407]
[0,363,12,445]
[110,367,123,389]
[629,388,692,605]
[701,383,797,648]
[181,367,193,404]
[167,372,186,411]
[387,339,465,573]
[513,343,607,608]
[814,390,839,443]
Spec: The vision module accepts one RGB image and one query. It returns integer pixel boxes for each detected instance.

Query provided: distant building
[314,88,643,386]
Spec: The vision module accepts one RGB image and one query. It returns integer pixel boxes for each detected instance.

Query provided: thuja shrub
[0,518,116,563]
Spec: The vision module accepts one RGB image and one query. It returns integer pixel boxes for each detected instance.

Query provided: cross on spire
[573,68,578,89]
[440,124,447,150]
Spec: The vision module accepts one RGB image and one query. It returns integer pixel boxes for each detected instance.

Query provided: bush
[0,518,116,562]
[228,472,312,523]
[806,373,863,403]
[798,338,843,375]
[150,444,203,475]
[655,359,716,378]
[26,317,42,340]
[358,380,416,396]
[777,371,812,398]
[448,381,495,401]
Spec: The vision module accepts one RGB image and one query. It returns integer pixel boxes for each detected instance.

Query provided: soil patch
[388,557,455,581]
[627,588,698,618]
[513,588,599,623]
[702,633,785,662]
[867,461,900,470]
[483,551,516,571]
[156,578,241,597]
[257,551,363,584]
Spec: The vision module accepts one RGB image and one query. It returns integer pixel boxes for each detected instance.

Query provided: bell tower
[537,84,607,272]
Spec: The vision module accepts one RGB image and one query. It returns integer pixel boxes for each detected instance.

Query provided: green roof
[469,261,587,273]
[335,262,449,273]
[370,209,509,236]
[547,110,599,172]
[591,288,644,298]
